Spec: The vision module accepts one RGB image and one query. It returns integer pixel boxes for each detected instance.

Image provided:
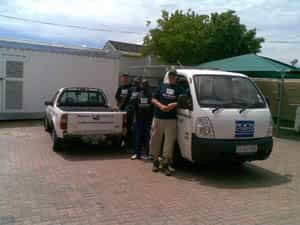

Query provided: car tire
[44,117,51,132]
[52,128,63,152]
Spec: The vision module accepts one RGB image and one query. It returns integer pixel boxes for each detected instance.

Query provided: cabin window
[6,61,24,78]
[5,80,23,109]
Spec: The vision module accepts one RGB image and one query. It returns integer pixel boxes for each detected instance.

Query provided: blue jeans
[135,119,151,157]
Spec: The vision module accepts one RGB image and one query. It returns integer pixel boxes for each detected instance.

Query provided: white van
[166,69,273,165]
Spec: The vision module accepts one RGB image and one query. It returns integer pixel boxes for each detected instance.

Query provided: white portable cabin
[0,39,120,120]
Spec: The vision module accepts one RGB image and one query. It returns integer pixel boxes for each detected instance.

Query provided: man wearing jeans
[131,79,153,160]
[150,69,179,176]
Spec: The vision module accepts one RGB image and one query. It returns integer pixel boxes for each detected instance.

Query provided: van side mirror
[44,101,53,106]
[178,94,192,110]
[265,97,270,107]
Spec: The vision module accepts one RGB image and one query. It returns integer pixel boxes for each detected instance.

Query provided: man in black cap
[150,69,180,176]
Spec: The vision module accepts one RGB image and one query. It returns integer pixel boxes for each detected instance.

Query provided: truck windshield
[58,90,106,107]
[193,75,266,108]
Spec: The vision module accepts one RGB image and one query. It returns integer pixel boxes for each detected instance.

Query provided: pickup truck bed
[44,87,126,151]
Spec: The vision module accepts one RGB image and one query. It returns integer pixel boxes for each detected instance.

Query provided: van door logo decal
[235,120,255,138]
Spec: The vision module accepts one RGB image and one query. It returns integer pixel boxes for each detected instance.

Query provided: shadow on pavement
[0,120,42,128]
[59,143,133,161]
[277,128,300,141]
[173,162,292,189]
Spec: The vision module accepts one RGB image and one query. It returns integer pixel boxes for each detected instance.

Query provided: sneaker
[168,165,176,172]
[142,155,153,160]
[159,163,163,170]
[121,140,126,148]
[164,167,172,176]
[152,164,159,172]
[152,160,159,172]
[131,154,140,160]
[148,155,153,160]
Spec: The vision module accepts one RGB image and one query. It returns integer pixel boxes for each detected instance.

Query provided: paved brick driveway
[0,121,300,225]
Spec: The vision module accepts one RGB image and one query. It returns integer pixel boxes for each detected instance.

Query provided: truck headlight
[267,118,273,137]
[195,117,215,138]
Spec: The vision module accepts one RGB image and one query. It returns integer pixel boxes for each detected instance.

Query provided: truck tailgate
[67,112,126,135]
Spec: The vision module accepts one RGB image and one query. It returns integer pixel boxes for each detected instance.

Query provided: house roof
[0,38,119,59]
[198,54,298,72]
[107,40,142,54]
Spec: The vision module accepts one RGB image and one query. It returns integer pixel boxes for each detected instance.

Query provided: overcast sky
[0,0,299,65]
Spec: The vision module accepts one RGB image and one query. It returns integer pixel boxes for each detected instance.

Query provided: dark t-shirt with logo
[135,90,153,121]
[127,85,141,112]
[115,84,131,111]
[153,83,180,119]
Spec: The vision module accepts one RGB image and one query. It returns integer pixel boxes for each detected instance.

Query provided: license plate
[236,145,258,154]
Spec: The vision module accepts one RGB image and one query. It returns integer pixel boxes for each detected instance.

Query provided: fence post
[276,72,285,137]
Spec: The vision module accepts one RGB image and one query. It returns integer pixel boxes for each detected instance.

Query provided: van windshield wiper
[212,105,222,113]
[212,102,232,113]
[239,107,247,114]
[239,103,257,113]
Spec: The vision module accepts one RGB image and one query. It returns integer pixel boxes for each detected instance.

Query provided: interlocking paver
[0,121,300,225]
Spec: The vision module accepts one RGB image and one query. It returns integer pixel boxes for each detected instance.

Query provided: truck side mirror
[178,94,192,110]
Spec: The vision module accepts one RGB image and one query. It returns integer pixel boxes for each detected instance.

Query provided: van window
[193,75,266,108]
[177,75,193,109]
[177,76,190,95]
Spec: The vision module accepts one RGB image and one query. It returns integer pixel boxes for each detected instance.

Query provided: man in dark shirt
[128,77,141,108]
[150,69,179,176]
[115,73,131,111]
[115,73,132,146]
[126,77,141,147]
[131,79,153,160]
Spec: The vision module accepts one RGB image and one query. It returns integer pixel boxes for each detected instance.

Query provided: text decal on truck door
[235,120,255,138]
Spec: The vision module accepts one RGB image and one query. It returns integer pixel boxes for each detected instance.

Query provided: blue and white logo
[235,120,255,138]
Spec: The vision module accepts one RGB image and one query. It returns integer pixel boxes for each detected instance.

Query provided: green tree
[143,10,264,65]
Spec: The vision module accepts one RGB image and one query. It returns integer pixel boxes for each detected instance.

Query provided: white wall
[0,48,119,114]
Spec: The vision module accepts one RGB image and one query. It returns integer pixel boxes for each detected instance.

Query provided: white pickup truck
[44,87,126,151]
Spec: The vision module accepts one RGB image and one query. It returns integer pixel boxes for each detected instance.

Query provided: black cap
[141,79,149,85]
[168,69,177,76]
[133,77,141,83]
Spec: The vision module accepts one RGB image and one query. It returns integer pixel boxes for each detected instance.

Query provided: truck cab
[167,69,273,164]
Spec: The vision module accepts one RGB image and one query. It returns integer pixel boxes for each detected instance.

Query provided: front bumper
[191,134,273,163]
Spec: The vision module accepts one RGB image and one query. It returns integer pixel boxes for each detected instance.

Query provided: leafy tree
[143,10,264,65]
